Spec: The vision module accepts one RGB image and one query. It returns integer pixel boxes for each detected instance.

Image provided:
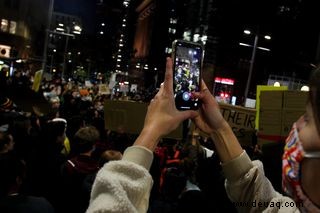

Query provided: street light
[41,0,54,74]
[242,29,271,103]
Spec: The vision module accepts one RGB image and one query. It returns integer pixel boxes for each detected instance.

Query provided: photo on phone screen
[172,40,203,110]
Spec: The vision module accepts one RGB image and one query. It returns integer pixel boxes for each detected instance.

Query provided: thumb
[177,110,199,122]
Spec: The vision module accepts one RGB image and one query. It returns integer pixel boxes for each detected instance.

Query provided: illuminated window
[165,47,172,54]
[170,18,177,24]
[1,19,9,32]
[168,28,176,34]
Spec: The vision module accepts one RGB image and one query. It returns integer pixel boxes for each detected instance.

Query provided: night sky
[51,0,319,81]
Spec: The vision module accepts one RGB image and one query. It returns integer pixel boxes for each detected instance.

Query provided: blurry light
[16,59,22,63]
[53,49,56,52]
[136,65,140,68]
[117,55,122,58]
[193,33,200,42]
[58,23,64,27]
[239,42,251,47]
[274,82,281,87]
[68,60,72,63]
[117,59,121,62]
[154,67,157,71]
[123,1,129,7]
[264,35,271,40]
[301,86,309,91]
[240,43,271,51]
[122,24,126,27]
[56,27,65,31]
[53,69,56,72]
[117,64,120,67]
[74,25,81,31]
[77,52,81,55]
[73,31,81,34]
[201,35,207,44]
[100,31,104,35]
[101,23,105,26]
[120,34,124,37]
[124,81,129,84]
[0,60,4,65]
[119,44,124,47]
[123,19,126,22]
[257,47,271,51]
[244,30,251,35]
[68,52,71,55]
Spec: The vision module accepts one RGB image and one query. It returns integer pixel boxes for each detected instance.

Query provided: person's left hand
[143,57,198,139]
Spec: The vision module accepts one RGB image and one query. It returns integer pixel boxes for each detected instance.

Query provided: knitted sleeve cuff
[222,150,254,182]
[122,145,154,170]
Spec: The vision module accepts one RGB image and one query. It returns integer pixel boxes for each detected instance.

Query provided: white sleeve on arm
[87,146,154,213]
[222,151,282,212]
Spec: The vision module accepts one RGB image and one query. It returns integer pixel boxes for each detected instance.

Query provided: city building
[0,0,51,73]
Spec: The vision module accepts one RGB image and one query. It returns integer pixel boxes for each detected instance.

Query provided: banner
[104,100,256,144]
[104,100,183,139]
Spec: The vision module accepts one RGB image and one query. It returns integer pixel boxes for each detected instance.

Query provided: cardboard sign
[104,100,256,144]
[104,100,183,139]
[219,103,256,146]
[99,84,110,95]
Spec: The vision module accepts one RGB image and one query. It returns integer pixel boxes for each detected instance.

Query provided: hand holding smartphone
[172,40,204,110]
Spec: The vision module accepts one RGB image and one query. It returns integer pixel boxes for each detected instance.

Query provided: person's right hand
[192,80,227,134]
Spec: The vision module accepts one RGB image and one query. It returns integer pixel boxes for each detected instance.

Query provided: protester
[86,58,197,212]
[87,57,320,212]
[190,67,320,212]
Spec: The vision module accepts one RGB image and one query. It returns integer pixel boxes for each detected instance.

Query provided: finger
[163,57,173,94]
[157,82,164,96]
[200,79,208,90]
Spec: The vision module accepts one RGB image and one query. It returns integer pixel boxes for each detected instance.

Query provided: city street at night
[1,0,320,212]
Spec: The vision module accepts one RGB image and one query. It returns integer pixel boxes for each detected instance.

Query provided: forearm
[133,127,161,152]
[210,121,243,163]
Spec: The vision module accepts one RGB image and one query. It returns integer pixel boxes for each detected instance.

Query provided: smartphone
[172,40,203,110]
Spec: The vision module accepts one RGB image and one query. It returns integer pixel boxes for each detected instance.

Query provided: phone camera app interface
[174,44,201,109]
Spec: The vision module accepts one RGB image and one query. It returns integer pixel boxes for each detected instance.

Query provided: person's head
[0,132,14,154]
[50,96,60,109]
[282,66,320,209]
[42,118,67,150]
[0,97,13,112]
[73,126,100,154]
[0,155,26,198]
[99,150,122,167]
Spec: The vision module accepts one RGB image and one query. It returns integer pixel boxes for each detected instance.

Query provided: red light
[225,94,229,98]
[220,93,225,97]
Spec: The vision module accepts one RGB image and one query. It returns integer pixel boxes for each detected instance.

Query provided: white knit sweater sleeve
[87,146,154,213]
[222,151,300,213]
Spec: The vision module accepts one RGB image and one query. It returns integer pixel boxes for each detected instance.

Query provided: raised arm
[192,81,243,162]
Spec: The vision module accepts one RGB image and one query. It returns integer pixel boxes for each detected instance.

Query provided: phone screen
[173,40,203,110]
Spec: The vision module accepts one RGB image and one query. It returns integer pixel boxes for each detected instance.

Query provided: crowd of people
[0,57,319,213]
